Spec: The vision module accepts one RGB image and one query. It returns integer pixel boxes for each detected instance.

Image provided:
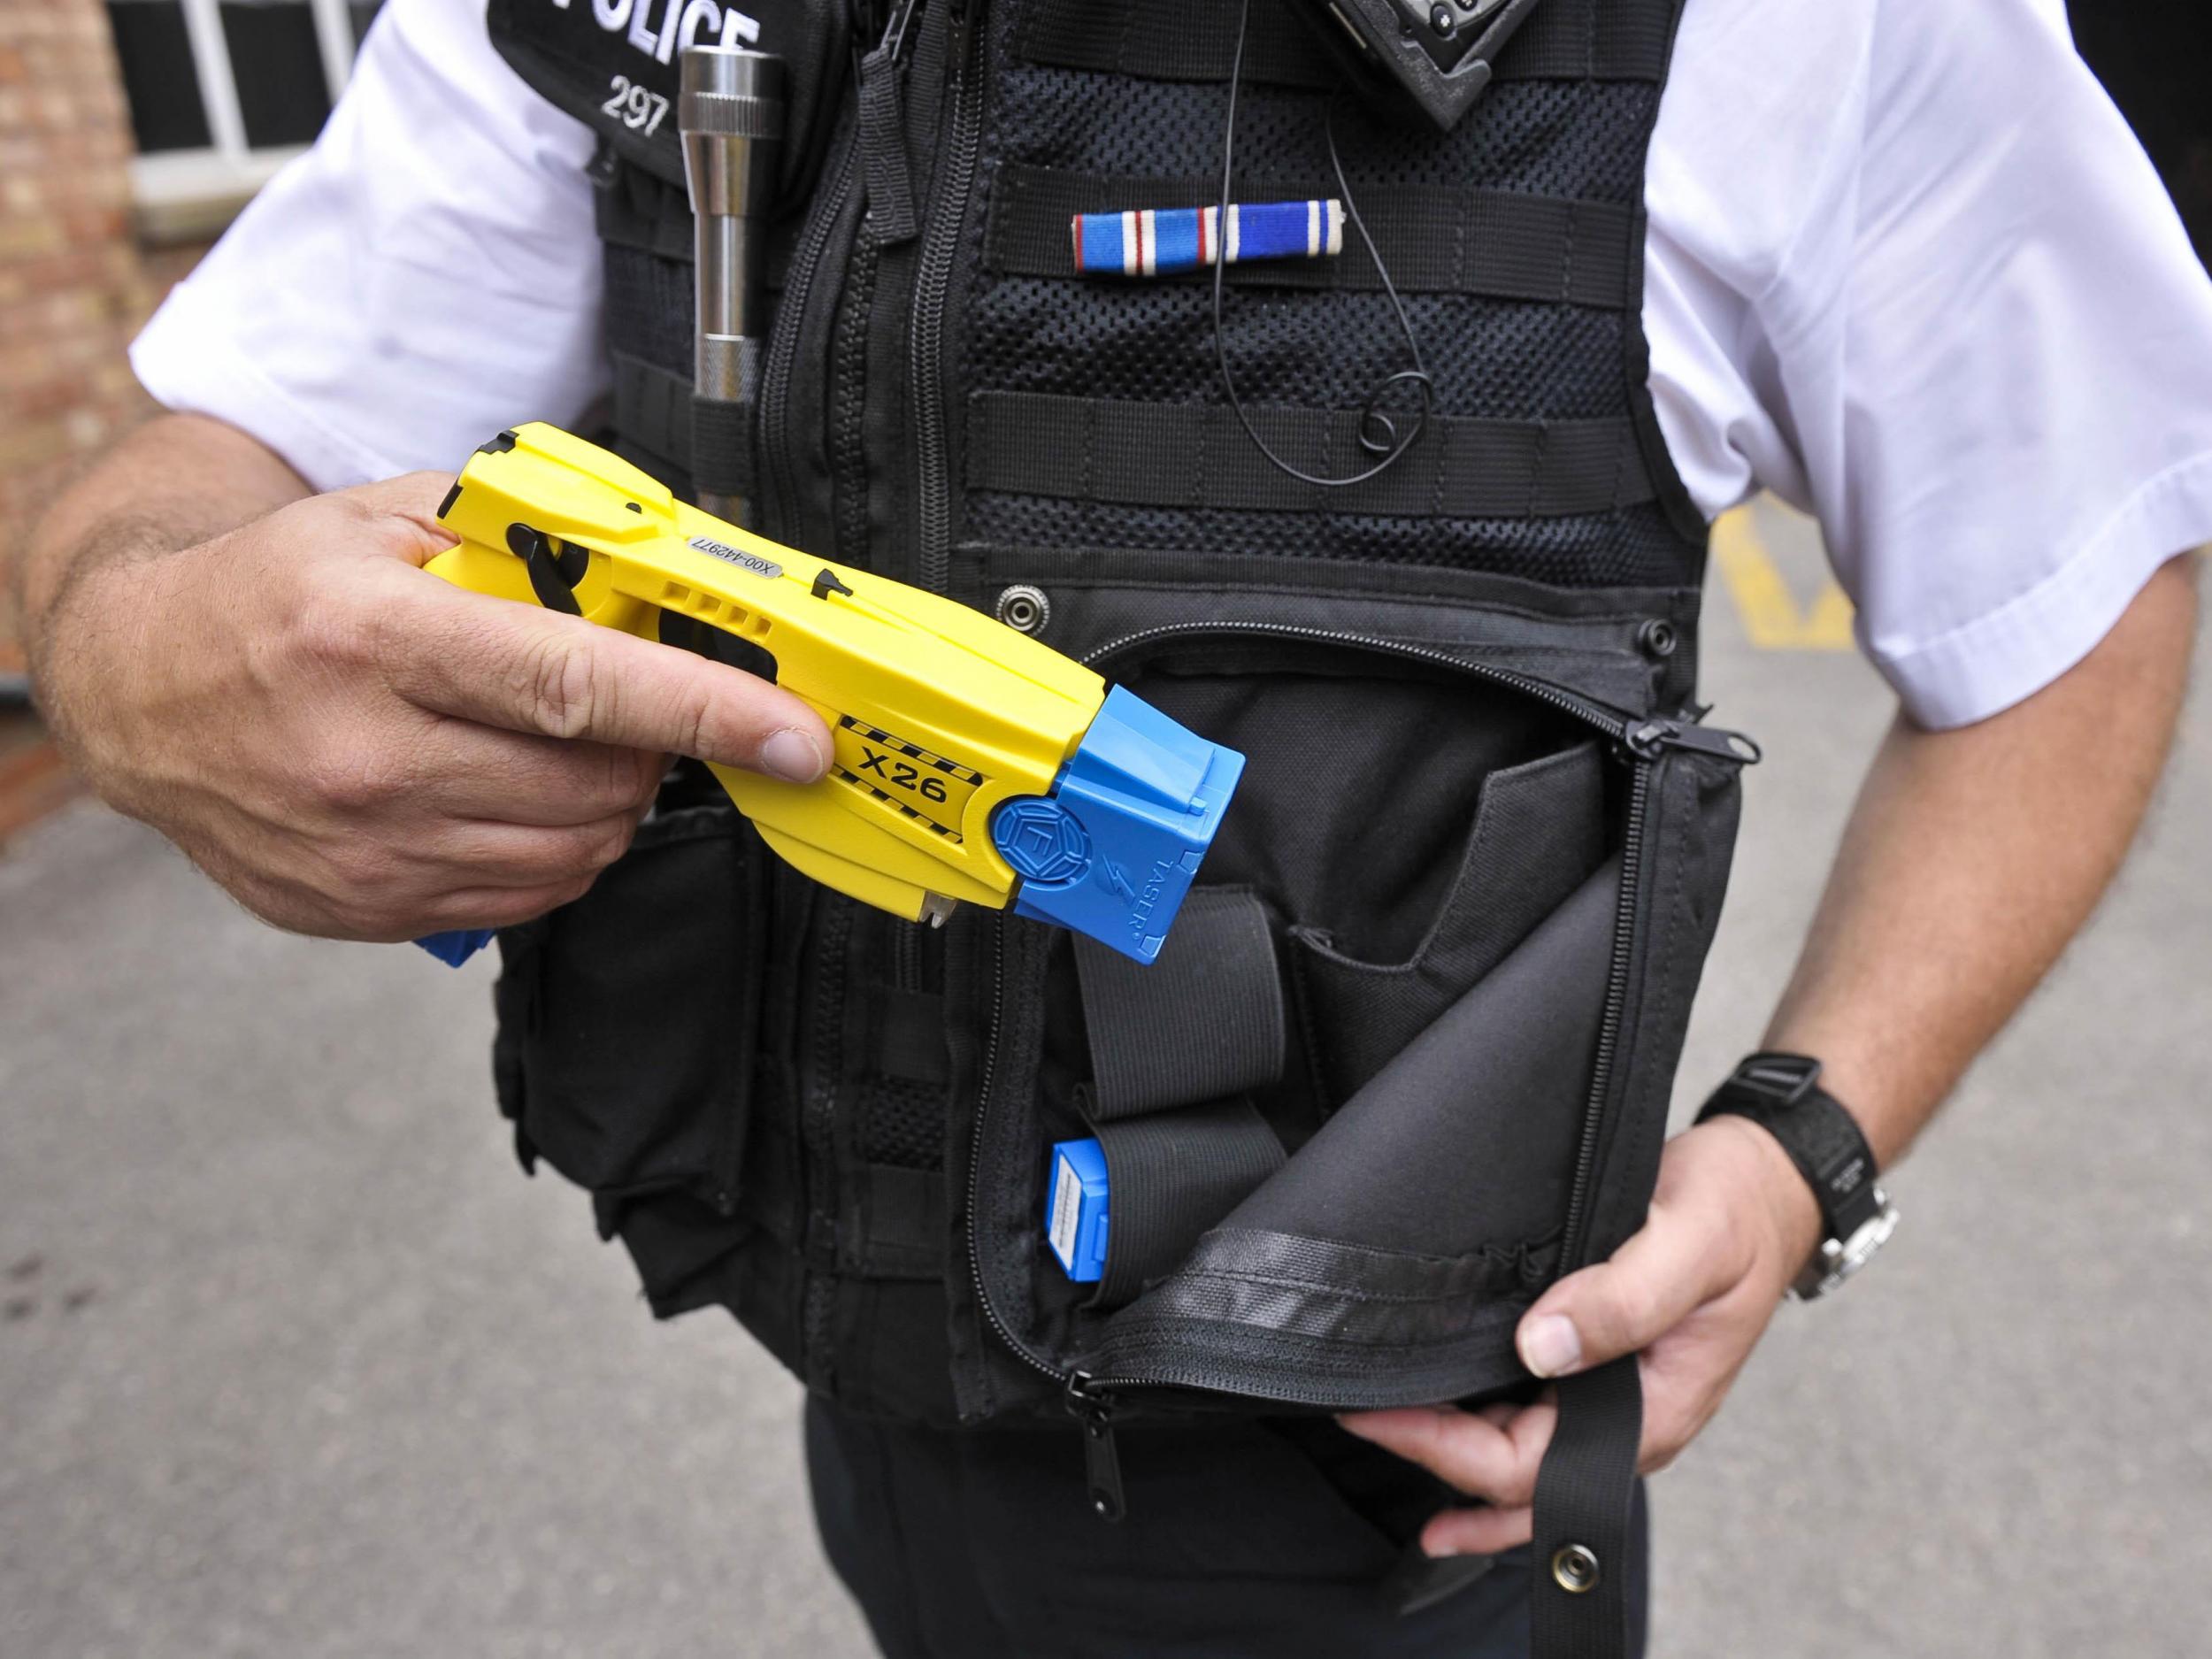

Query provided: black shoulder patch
[487,0,848,193]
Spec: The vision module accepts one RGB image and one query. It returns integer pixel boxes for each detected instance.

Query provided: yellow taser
[415,424,1243,967]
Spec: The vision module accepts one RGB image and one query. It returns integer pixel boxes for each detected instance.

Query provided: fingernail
[761,727,826,783]
[1520,1314,1582,1379]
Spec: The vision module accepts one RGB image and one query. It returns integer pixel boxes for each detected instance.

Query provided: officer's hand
[1338,1116,1823,1555]
[52,472,831,941]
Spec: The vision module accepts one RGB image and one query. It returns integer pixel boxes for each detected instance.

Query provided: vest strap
[1073,887,1286,1121]
[1531,1356,1644,1659]
[876,987,952,1084]
[1091,1100,1286,1307]
[691,396,755,500]
[968,392,1655,519]
[1013,0,1670,87]
[842,1163,948,1279]
[614,351,694,475]
[989,164,1634,307]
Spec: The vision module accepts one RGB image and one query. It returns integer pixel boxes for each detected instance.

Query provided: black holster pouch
[949,559,1748,1651]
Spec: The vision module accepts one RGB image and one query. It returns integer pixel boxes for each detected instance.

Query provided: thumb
[1517,1200,1741,1379]
[338,471,464,566]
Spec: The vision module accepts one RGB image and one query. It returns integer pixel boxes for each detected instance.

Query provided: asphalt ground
[3,503,2208,1657]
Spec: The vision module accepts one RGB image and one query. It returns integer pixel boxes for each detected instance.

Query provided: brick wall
[0,0,180,675]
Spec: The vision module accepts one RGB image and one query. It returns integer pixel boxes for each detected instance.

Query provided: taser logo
[549,0,763,65]
[1128,859,1176,946]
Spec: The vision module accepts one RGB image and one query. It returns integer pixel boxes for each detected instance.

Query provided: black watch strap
[1695,1053,1898,1300]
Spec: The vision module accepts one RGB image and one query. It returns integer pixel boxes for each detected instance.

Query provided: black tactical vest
[486,1,1746,1645]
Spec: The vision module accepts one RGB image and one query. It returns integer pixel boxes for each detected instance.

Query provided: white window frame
[127,0,360,239]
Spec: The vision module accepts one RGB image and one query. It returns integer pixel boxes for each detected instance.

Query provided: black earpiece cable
[1212,0,1436,488]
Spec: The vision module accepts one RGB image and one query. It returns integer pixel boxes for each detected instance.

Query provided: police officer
[17,0,2211,1653]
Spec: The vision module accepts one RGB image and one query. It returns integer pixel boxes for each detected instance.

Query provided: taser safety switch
[415,425,1243,968]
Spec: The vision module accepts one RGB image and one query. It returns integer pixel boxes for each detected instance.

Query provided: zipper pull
[1623,716,1762,765]
[1064,1372,1126,1523]
[876,0,923,59]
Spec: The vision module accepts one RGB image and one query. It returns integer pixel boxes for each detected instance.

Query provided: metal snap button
[995,584,1050,634]
[1636,618,1678,659]
[1550,1543,1601,1594]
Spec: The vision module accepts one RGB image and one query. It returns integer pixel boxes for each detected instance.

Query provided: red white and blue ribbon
[1071,198,1346,277]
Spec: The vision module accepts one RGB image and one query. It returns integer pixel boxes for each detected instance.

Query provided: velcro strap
[1013,0,1671,86]
[690,396,755,498]
[876,988,950,1085]
[614,351,694,475]
[842,1163,947,1279]
[1073,887,1286,1121]
[969,392,1654,520]
[611,354,756,499]
[1531,1356,1643,1659]
[1092,1099,1286,1307]
[989,165,1633,306]
[1017,0,1336,86]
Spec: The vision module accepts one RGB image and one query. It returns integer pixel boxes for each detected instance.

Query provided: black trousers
[804,1397,1649,1658]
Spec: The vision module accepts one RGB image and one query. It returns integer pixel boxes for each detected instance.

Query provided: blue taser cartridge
[1047,1137,1111,1283]
[992,686,1245,964]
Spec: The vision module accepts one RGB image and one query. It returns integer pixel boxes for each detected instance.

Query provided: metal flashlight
[679,45,785,526]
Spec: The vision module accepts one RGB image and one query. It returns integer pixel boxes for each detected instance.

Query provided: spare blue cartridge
[1047,1137,1111,1283]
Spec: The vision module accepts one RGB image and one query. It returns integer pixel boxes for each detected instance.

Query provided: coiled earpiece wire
[1213,0,1436,488]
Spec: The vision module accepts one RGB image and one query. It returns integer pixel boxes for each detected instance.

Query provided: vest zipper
[961,619,1757,1500]
[801,892,856,1388]
[909,0,984,593]
[1071,619,1760,761]
[1560,756,1647,1269]
[758,139,858,544]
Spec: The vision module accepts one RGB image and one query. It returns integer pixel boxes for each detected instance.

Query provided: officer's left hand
[1338,1115,1824,1555]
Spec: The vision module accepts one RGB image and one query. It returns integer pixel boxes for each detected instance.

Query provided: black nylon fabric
[1013,0,1672,88]
[987,164,1640,304]
[1072,886,1286,1120]
[1532,1358,1645,1658]
[956,19,1700,586]
[493,1,1725,1544]
[1090,1100,1287,1308]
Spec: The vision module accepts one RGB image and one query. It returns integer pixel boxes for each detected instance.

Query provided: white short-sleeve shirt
[131,0,2212,729]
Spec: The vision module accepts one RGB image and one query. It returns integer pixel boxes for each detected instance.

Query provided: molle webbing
[967,392,1656,518]
[963,0,1705,587]
[988,165,1638,305]
[1012,0,1673,87]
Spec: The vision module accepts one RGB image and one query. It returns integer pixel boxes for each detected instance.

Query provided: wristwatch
[1695,1053,1901,1301]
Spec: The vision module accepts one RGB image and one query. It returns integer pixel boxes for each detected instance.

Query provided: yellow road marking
[1711,506,1856,651]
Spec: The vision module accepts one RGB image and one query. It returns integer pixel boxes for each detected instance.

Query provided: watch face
[1793,1190,1901,1301]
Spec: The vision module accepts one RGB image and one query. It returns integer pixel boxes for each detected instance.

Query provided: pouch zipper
[909,0,983,593]
[960,618,1755,1512]
[758,136,858,544]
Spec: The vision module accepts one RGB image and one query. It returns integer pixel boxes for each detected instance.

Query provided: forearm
[19,415,309,688]
[19,414,311,773]
[1764,554,2200,1167]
